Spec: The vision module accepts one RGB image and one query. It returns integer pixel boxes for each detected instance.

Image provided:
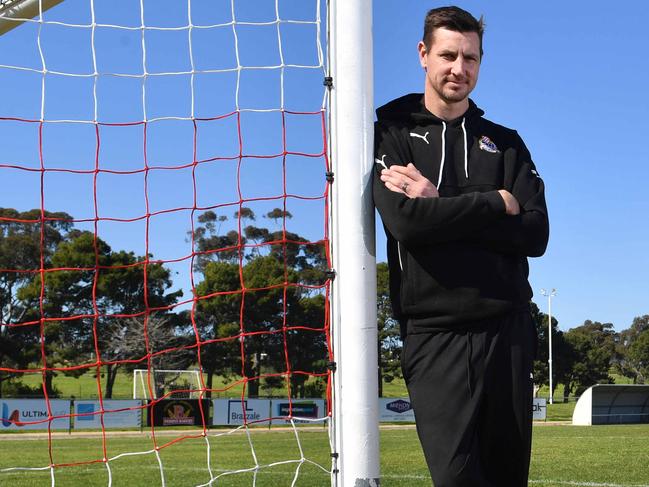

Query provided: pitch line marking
[5,467,645,487]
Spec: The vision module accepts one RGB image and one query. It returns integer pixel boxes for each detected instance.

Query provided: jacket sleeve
[470,134,549,257]
[373,121,507,246]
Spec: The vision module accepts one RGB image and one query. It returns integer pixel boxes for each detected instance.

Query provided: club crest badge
[478,135,499,153]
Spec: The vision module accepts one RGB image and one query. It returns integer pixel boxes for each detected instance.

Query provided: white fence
[1,397,547,430]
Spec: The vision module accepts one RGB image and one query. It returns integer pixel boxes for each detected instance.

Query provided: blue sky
[0,0,329,315]
[374,1,649,331]
[1,1,647,332]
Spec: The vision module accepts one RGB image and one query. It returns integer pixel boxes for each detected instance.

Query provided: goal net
[0,0,369,485]
[133,369,203,400]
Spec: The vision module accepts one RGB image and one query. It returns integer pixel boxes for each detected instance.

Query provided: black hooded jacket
[373,94,549,334]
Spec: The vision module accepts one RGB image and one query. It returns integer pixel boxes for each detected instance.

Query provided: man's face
[418,27,481,104]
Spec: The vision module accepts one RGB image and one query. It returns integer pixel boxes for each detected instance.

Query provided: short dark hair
[423,6,484,57]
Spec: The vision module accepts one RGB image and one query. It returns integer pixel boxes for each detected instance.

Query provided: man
[373,6,549,487]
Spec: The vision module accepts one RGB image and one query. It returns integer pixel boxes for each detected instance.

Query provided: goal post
[0,0,381,484]
[330,0,380,486]
[0,0,64,35]
[132,369,203,400]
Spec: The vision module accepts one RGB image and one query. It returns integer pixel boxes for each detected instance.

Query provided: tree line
[377,262,649,399]
[2,206,647,401]
[0,207,329,399]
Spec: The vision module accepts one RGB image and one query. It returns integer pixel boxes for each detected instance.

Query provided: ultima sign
[0,400,70,430]
[1,403,22,427]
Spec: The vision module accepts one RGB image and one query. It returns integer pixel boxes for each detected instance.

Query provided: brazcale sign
[212,399,270,426]
[147,399,210,427]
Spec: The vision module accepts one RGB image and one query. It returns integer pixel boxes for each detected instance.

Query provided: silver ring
[401,182,409,192]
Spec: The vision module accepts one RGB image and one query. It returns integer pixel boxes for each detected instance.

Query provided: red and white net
[0,0,333,485]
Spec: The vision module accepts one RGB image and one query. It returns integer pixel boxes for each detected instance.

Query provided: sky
[0,1,647,333]
[373,1,649,332]
[0,0,330,315]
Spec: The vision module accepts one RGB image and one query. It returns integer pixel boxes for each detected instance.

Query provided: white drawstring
[461,118,468,179]
[437,121,447,188]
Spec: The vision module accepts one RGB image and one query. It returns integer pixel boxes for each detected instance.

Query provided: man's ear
[417,41,427,70]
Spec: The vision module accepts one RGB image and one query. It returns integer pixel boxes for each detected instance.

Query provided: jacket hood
[376,93,484,125]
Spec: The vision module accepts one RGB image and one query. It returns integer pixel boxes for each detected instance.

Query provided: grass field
[1,424,649,486]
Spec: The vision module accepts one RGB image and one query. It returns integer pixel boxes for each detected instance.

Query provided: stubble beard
[438,80,471,104]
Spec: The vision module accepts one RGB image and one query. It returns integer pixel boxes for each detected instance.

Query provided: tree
[0,208,73,397]
[18,230,183,397]
[103,314,195,398]
[193,208,328,398]
[615,315,649,384]
[191,211,239,270]
[562,320,616,399]
[376,262,402,397]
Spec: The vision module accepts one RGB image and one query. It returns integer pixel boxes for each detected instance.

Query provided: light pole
[540,288,557,404]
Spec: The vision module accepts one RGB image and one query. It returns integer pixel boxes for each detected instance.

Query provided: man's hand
[380,163,439,198]
[498,189,520,215]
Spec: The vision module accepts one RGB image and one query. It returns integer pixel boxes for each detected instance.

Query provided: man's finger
[381,172,414,187]
[387,164,421,180]
[383,181,406,194]
[383,168,417,181]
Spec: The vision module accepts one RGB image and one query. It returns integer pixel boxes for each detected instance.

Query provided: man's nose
[450,58,466,76]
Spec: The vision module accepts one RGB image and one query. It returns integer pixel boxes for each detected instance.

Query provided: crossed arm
[373,124,549,256]
[379,163,521,216]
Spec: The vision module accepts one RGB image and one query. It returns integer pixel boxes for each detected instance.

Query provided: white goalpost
[0,0,379,485]
[132,369,203,400]
[329,0,380,485]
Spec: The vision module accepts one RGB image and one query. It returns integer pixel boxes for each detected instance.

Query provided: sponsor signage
[1,399,70,430]
[270,399,326,424]
[379,398,415,422]
[212,399,269,426]
[533,398,547,421]
[147,399,209,427]
[73,400,142,429]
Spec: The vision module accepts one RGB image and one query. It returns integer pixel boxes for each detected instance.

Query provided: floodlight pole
[329,0,380,485]
[541,288,557,405]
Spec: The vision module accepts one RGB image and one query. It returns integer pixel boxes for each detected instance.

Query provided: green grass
[545,401,576,422]
[15,370,266,400]
[1,425,648,486]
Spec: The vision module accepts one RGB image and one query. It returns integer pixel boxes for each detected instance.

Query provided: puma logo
[374,154,388,170]
[409,131,429,144]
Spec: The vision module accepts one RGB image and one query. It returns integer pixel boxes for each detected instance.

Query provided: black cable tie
[327,361,337,372]
[323,76,333,88]
[325,269,336,280]
[330,452,339,459]
[325,171,334,184]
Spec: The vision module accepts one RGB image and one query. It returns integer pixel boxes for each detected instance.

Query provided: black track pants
[402,311,537,487]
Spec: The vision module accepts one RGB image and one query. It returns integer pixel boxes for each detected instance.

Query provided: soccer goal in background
[0,0,377,486]
[133,369,203,400]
